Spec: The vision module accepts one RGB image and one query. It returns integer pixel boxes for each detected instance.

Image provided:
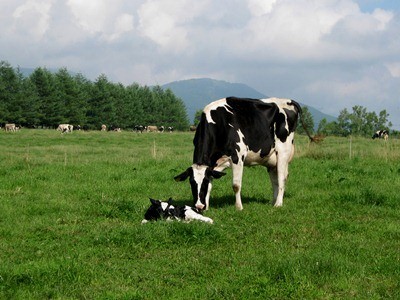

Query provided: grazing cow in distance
[372,130,389,141]
[135,125,146,133]
[5,123,16,132]
[101,124,107,131]
[113,127,121,132]
[147,125,158,132]
[168,126,174,132]
[158,125,165,132]
[189,125,196,132]
[141,198,213,224]
[175,97,303,211]
[57,124,73,133]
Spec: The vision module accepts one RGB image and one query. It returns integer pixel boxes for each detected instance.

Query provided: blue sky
[1,0,400,128]
[357,0,400,12]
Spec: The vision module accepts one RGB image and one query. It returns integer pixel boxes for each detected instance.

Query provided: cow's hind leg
[231,162,244,210]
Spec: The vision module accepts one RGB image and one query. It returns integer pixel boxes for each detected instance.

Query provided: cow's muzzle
[195,203,205,210]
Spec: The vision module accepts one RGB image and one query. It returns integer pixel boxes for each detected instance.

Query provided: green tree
[0,61,20,123]
[86,74,116,129]
[297,106,314,135]
[54,68,88,126]
[193,109,203,126]
[30,67,63,128]
[337,108,351,136]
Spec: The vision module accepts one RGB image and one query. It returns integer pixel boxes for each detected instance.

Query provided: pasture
[0,129,399,299]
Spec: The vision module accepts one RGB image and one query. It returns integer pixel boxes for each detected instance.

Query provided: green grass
[0,130,399,299]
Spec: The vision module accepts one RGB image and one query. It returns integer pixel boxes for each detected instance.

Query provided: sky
[1,0,400,128]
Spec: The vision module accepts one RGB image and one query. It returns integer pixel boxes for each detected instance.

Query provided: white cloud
[137,0,208,52]
[247,0,276,16]
[372,8,393,30]
[12,0,53,40]
[66,0,134,41]
[386,62,400,77]
[1,0,400,127]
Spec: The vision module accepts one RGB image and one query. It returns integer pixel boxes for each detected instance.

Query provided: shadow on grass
[172,195,272,209]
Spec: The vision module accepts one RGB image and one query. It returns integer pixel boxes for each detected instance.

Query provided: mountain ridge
[162,78,336,128]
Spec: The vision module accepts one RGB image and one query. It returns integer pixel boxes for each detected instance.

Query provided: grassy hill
[162,78,336,128]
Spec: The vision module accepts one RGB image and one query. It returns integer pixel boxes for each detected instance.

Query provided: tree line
[296,106,394,138]
[1,60,395,136]
[0,61,189,130]
[316,106,394,137]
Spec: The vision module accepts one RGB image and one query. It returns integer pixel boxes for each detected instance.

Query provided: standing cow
[4,123,16,131]
[372,130,389,141]
[147,125,158,132]
[175,97,302,211]
[57,124,73,133]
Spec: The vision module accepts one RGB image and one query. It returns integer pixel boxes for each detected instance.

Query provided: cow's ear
[211,170,226,179]
[174,168,191,182]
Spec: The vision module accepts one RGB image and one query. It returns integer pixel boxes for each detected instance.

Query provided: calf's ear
[149,198,160,205]
[174,168,191,182]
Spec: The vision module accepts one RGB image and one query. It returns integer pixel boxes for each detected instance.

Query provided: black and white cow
[141,198,213,224]
[135,125,146,133]
[372,130,389,141]
[175,97,302,211]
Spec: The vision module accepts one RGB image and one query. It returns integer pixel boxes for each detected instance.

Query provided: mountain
[162,78,336,128]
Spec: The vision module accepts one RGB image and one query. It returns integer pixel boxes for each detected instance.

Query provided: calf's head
[142,198,175,223]
[174,164,225,210]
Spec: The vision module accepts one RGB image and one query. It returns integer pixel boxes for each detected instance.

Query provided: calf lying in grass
[141,198,213,224]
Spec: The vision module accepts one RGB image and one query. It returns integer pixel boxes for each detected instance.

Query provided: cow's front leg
[231,162,244,210]
[267,166,279,205]
[274,144,292,207]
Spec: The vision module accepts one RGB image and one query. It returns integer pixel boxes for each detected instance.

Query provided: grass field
[0,129,399,299]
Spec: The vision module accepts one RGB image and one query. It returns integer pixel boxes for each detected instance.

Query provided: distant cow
[135,125,146,133]
[158,126,165,132]
[113,128,121,132]
[189,125,197,132]
[57,124,73,133]
[168,126,174,132]
[4,123,16,132]
[147,125,158,132]
[372,130,389,141]
[101,124,107,131]
[175,97,302,211]
[141,198,213,224]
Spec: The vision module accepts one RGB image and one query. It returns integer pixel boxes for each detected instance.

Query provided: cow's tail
[292,100,316,143]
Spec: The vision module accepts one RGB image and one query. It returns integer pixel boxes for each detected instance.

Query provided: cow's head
[174,164,225,210]
[142,198,175,223]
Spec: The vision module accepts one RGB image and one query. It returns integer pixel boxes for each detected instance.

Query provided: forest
[0,61,189,130]
[0,60,395,136]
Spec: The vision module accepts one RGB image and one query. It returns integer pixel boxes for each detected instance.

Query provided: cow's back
[193,97,299,166]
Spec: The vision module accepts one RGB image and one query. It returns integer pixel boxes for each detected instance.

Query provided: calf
[141,198,213,224]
